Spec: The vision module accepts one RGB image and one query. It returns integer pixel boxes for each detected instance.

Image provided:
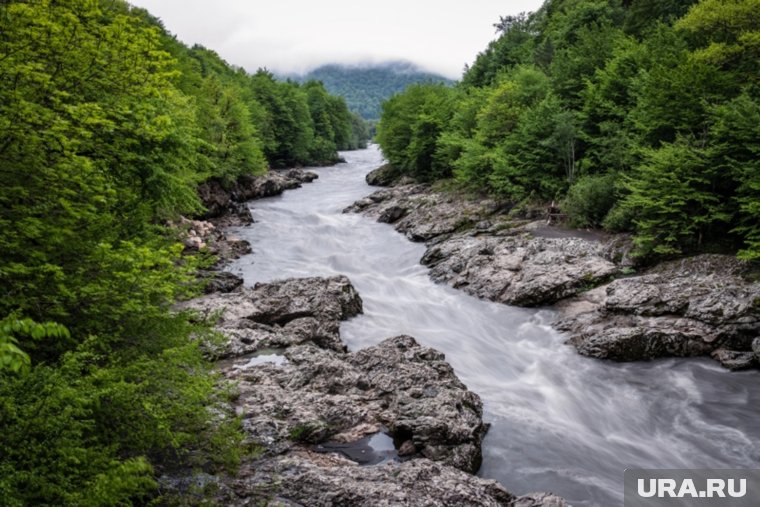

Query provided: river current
[228,146,760,506]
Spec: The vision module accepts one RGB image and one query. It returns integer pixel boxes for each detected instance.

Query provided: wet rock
[181,274,567,505]
[225,452,516,507]
[345,184,499,242]
[365,163,401,186]
[202,271,244,294]
[346,184,617,306]
[422,233,618,306]
[169,216,251,263]
[753,338,760,360]
[198,169,317,224]
[711,349,757,371]
[510,492,570,507]
[230,335,487,472]
[378,205,407,224]
[557,255,760,363]
[179,275,363,356]
[285,168,319,183]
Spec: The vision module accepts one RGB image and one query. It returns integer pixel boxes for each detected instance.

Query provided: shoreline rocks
[198,168,319,228]
[346,170,760,371]
[178,275,568,506]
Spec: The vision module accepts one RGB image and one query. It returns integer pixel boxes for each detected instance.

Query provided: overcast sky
[128,0,545,79]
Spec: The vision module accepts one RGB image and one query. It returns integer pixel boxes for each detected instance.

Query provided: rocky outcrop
[345,183,618,306]
[365,163,402,187]
[555,255,760,368]
[347,176,760,370]
[422,233,618,307]
[180,276,363,356]
[198,169,318,226]
[177,275,567,506]
[169,216,252,266]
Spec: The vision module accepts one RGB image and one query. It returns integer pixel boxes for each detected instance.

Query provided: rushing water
[228,146,760,506]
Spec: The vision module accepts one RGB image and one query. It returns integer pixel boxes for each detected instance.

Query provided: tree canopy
[376,0,760,261]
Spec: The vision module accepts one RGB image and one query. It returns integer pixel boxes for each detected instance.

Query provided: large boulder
[556,255,760,367]
[178,275,567,505]
[365,163,402,187]
[224,452,567,507]
[346,184,618,306]
[422,233,618,306]
[230,335,488,472]
[198,169,318,223]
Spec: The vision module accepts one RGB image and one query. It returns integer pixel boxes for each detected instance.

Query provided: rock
[180,275,567,505]
[510,492,571,507]
[753,338,760,360]
[229,335,487,472]
[225,453,516,507]
[365,164,401,186]
[179,275,363,356]
[197,169,317,224]
[345,184,499,242]
[285,168,319,183]
[202,271,244,294]
[378,205,407,224]
[711,349,757,371]
[422,233,618,306]
[346,184,618,306]
[557,255,760,363]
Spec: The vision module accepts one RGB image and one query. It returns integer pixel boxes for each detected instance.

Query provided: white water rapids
[228,146,760,506]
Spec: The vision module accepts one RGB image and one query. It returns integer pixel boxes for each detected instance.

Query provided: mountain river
[228,146,760,506]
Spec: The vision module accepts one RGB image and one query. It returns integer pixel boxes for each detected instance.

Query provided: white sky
[128,0,545,79]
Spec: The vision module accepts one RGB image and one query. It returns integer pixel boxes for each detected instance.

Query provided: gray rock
[422,233,618,307]
[346,184,617,306]
[198,169,316,224]
[753,337,760,360]
[365,164,401,186]
[224,452,516,507]
[202,271,244,294]
[179,275,363,356]
[180,275,567,505]
[229,335,487,472]
[711,349,757,371]
[557,255,760,363]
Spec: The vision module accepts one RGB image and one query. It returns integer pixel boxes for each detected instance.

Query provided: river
[228,146,760,507]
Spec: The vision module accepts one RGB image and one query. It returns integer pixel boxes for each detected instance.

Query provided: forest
[0,0,368,504]
[377,0,759,260]
[300,62,452,120]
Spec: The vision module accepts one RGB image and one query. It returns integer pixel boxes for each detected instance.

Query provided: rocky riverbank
[346,167,760,371]
[170,169,320,294]
[177,275,568,506]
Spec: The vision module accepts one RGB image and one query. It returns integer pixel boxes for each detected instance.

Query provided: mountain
[297,62,454,120]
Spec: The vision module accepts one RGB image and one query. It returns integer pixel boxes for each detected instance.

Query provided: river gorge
[222,146,759,507]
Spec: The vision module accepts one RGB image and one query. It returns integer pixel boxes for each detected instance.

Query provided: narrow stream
[228,146,760,506]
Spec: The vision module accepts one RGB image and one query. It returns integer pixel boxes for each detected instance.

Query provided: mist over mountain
[291,61,454,120]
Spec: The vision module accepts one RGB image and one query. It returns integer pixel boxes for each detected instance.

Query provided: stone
[365,163,401,186]
[711,349,757,371]
[557,255,760,363]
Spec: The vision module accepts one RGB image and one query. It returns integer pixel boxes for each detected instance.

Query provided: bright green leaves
[376,83,455,181]
[0,318,69,374]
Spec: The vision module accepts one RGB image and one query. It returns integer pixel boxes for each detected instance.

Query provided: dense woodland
[0,1,368,504]
[299,62,452,120]
[377,0,759,260]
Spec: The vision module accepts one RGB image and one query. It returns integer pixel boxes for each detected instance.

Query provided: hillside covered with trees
[299,62,453,120]
[0,1,367,504]
[376,0,759,261]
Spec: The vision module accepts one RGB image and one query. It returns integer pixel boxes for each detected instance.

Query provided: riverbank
[174,163,568,505]
[346,167,760,371]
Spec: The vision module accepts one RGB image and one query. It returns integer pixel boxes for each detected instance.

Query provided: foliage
[0,0,358,504]
[563,174,618,228]
[299,62,453,120]
[376,0,760,259]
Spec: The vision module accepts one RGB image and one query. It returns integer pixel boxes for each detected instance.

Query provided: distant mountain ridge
[293,61,453,120]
